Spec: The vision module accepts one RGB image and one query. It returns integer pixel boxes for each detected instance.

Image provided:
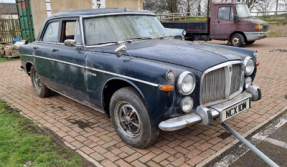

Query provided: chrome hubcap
[232,37,240,45]
[33,70,41,91]
[115,103,141,138]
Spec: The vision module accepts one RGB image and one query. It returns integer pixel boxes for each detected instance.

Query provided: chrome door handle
[33,46,38,49]
[52,48,59,52]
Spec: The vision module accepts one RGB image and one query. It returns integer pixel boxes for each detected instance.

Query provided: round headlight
[245,77,252,89]
[244,57,255,75]
[180,97,193,113]
[177,71,196,95]
[182,30,186,36]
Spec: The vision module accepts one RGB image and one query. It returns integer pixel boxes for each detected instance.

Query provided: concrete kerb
[197,106,287,167]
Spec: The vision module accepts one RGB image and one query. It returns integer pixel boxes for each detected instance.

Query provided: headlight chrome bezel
[180,96,194,113]
[244,57,255,75]
[245,77,252,89]
[177,71,196,95]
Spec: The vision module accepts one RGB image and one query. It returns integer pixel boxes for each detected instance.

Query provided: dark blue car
[19,8,261,148]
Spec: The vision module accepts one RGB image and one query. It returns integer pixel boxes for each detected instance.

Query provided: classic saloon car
[19,8,261,148]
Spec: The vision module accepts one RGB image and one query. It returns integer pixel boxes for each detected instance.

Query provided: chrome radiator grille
[201,62,243,105]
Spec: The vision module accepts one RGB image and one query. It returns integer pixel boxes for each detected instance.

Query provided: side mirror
[64,39,76,47]
[115,45,127,58]
[233,15,238,22]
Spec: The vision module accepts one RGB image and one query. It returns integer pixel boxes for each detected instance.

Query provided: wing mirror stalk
[115,45,133,59]
[64,39,82,50]
[234,15,238,23]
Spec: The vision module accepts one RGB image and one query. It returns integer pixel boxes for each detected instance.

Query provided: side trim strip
[21,54,159,87]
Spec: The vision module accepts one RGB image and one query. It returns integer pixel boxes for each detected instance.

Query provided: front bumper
[244,31,269,41]
[159,84,261,131]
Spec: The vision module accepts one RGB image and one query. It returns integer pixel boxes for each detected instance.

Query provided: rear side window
[218,7,234,21]
[42,22,59,42]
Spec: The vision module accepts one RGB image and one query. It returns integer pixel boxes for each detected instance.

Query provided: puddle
[269,49,287,53]
[218,132,232,139]
[66,118,94,130]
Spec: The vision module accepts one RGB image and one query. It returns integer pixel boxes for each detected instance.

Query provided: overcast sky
[0,0,16,3]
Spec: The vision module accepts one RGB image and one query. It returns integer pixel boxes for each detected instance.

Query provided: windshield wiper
[131,37,155,40]
[93,41,118,45]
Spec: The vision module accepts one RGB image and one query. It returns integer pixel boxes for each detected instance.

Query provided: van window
[218,7,234,21]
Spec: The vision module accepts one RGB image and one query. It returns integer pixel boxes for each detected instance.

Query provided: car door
[34,20,60,89]
[214,6,236,39]
[52,18,90,104]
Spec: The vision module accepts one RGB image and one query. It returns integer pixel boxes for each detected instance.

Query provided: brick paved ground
[0,37,286,167]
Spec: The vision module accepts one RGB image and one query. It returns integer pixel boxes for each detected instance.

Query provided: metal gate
[0,14,22,43]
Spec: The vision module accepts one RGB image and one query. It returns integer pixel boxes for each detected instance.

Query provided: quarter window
[42,22,59,42]
[218,7,234,21]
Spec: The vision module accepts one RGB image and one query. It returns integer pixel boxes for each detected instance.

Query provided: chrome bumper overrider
[159,84,261,131]
[244,31,269,41]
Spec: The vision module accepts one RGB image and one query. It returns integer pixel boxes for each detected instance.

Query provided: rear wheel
[30,66,51,98]
[230,33,244,47]
[110,87,159,148]
[245,40,255,45]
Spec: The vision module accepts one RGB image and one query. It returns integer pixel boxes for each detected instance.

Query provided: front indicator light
[160,85,173,92]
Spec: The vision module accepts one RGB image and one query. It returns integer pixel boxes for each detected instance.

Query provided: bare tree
[144,0,179,13]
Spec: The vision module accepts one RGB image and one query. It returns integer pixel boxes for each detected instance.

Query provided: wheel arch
[102,77,147,116]
[229,31,247,43]
[26,61,34,76]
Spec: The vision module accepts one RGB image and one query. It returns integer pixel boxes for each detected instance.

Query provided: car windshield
[236,4,251,18]
[83,15,166,45]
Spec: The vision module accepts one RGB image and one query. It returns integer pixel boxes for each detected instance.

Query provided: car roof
[49,8,155,18]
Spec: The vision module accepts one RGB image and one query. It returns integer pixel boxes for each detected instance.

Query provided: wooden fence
[0,15,22,43]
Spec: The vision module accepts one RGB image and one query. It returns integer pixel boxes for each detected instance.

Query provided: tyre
[230,33,244,47]
[110,87,159,148]
[30,66,51,98]
[245,40,255,45]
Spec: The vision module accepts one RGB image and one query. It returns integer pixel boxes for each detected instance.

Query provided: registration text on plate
[220,98,250,122]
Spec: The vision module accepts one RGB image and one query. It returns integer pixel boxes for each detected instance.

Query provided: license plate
[220,98,250,122]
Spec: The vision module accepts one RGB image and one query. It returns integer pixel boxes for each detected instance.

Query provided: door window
[218,7,234,21]
[42,22,59,42]
[60,20,82,44]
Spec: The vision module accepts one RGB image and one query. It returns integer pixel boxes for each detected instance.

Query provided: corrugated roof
[0,3,17,14]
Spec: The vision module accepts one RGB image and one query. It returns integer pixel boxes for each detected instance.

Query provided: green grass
[0,100,85,167]
[0,57,11,62]
[184,17,207,21]
[261,18,287,22]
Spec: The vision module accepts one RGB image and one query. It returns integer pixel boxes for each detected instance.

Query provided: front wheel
[230,33,244,47]
[110,87,159,148]
[30,66,51,98]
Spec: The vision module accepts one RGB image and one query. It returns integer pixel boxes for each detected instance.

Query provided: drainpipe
[138,0,140,10]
